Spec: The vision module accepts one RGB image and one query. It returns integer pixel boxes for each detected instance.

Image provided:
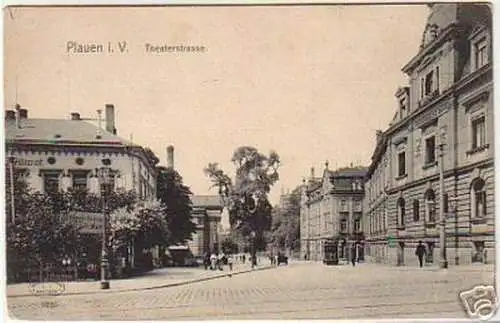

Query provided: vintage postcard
[3,1,496,321]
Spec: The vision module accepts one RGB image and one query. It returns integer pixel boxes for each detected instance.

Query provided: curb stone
[7,265,273,298]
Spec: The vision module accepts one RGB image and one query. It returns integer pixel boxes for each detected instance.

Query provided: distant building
[189,195,224,257]
[300,163,367,261]
[363,3,493,267]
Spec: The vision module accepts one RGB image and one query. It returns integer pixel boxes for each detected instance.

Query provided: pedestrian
[203,252,210,270]
[351,245,357,267]
[210,253,217,270]
[242,254,246,264]
[415,241,426,268]
[217,253,224,271]
[228,254,233,272]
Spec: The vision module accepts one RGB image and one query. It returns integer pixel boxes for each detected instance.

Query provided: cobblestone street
[7,262,494,320]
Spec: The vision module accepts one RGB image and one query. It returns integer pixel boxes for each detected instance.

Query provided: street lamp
[98,167,113,289]
[438,127,448,269]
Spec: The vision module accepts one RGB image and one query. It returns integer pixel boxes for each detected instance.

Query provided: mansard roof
[6,118,135,147]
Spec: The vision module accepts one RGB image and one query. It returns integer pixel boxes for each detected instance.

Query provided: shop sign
[10,157,43,167]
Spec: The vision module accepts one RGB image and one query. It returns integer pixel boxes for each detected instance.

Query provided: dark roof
[6,118,134,146]
[191,195,223,208]
[330,167,367,178]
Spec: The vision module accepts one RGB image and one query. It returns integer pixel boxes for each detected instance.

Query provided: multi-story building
[300,163,366,261]
[5,104,157,201]
[363,3,493,267]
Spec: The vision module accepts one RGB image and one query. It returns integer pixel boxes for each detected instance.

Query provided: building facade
[5,104,157,202]
[300,164,366,261]
[188,195,224,258]
[363,3,493,267]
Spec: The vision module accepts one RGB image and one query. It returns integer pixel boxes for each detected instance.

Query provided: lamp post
[438,127,448,269]
[98,167,113,289]
[448,195,459,266]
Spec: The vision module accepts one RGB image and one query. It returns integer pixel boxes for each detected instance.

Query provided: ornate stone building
[300,164,366,261]
[363,3,493,267]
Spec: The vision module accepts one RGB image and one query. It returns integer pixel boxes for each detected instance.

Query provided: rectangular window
[397,152,406,177]
[472,116,486,149]
[43,172,60,194]
[72,171,88,191]
[425,70,434,96]
[340,219,347,233]
[425,136,436,164]
[475,38,488,69]
[354,219,361,233]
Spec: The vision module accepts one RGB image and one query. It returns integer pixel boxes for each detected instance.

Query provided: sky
[3,4,430,204]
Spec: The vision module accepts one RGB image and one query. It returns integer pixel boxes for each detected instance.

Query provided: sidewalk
[7,262,272,298]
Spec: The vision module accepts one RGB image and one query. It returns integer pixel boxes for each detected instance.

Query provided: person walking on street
[210,253,217,270]
[351,244,357,267]
[415,241,426,268]
[227,254,233,276]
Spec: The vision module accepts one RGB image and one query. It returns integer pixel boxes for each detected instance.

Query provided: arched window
[424,189,436,223]
[413,200,420,222]
[397,198,405,228]
[471,178,486,218]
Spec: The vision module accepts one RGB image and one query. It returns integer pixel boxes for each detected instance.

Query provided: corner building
[6,105,157,199]
[364,3,493,267]
[300,164,366,262]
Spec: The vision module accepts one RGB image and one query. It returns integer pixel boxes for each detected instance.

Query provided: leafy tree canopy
[156,167,195,245]
[204,146,280,240]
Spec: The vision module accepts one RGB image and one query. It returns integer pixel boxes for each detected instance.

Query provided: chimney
[71,112,81,120]
[105,104,117,135]
[310,167,315,179]
[15,104,21,129]
[5,110,16,122]
[167,145,174,169]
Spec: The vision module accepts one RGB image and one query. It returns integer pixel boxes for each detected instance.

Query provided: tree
[111,200,169,252]
[269,186,301,254]
[204,146,280,250]
[156,166,195,245]
[6,190,82,282]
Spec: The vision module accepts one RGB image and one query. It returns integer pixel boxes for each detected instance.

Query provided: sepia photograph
[3,1,495,320]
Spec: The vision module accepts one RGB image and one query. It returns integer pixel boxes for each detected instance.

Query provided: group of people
[203,252,233,271]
